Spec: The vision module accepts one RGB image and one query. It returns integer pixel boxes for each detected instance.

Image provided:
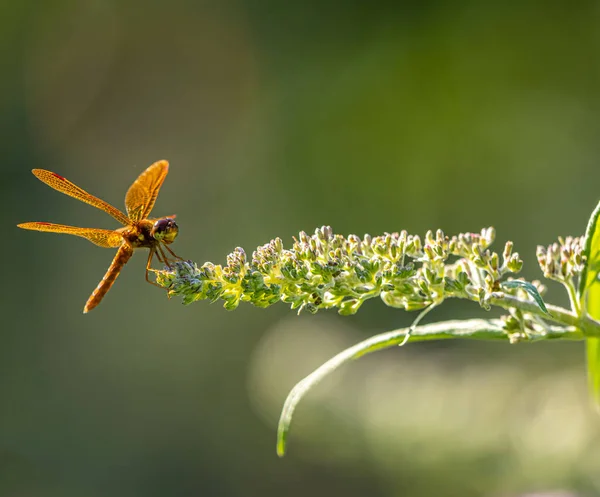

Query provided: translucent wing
[32,169,130,226]
[124,160,169,222]
[17,222,123,248]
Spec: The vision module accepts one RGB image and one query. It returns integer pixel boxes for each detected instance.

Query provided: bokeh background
[2,1,600,496]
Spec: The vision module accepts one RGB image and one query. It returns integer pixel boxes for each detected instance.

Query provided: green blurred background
[2,1,600,496]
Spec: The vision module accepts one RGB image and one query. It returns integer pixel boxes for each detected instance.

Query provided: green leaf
[579,200,600,409]
[275,318,580,457]
[501,280,549,315]
[587,338,600,409]
[578,200,600,298]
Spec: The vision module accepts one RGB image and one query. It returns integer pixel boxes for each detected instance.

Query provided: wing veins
[124,160,169,222]
[17,222,123,248]
[32,169,130,225]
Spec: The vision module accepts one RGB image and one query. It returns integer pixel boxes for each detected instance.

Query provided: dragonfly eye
[151,218,179,243]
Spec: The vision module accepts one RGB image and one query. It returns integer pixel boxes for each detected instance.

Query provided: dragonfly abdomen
[84,244,134,313]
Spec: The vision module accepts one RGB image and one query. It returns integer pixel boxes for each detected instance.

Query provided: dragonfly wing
[32,169,130,226]
[124,160,169,222]
[17,222,123,248]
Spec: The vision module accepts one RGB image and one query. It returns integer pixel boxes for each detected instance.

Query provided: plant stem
[565,280,581,315]
[489,294,600,336]
[276,318,584,457]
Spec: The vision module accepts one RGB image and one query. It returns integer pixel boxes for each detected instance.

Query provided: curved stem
[276,318,583,457]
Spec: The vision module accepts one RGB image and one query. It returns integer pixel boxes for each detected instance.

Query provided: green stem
[565,280,581,315]
[276,318,583,457]
[489,294,600,336]
[398,302,437,346]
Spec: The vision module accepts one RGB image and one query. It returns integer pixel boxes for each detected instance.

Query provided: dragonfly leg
[153,246,166,264]
[145,248,164,288]
[157,244,173,269]
[163,243,183,261]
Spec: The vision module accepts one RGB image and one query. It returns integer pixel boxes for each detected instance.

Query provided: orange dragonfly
[18,160,181,313]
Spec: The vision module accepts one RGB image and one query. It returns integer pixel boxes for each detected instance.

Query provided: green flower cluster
[156,226,528,315]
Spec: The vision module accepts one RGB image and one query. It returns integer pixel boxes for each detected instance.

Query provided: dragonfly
[18,160,181,313]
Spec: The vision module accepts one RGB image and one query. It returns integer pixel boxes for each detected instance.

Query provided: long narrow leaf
[276,319,580,456]
[579,200,600,409]
[501,280,549,314]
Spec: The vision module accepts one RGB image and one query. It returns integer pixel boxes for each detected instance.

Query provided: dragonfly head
[151,217,179,244]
